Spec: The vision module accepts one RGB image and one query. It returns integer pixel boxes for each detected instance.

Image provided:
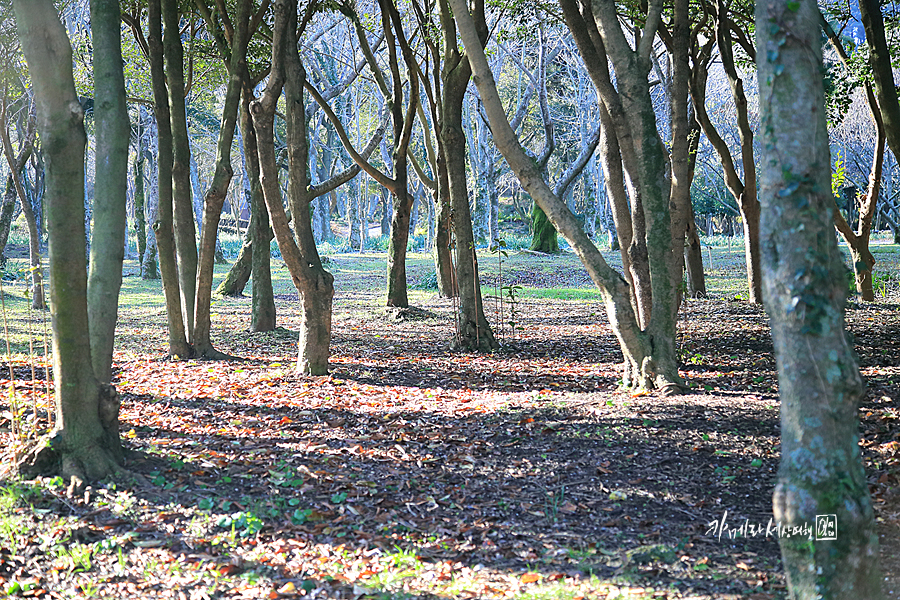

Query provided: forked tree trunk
[756,0,883,595]
[440,0,495,351]
[252,0,333,374]
[453,0,680,391]
[1,107,44,309]
[0,99,35,269]
[822,17,883,302]
[15,0,121,481]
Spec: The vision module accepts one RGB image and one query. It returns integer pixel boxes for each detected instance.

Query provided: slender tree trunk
[684,209,707,297]
[0,119,44,309]
[15,0,121,480]
[86,0,129,383]
[162,0,198,343]
[1,103,44,309]
[192,0,250,357]
[757,0,883,595]
[134,133,147,265]
[0,99,35,269]
[349,176,362,250]
[439,0,495,350]
[148,0,190,358]
[433,148,456,297]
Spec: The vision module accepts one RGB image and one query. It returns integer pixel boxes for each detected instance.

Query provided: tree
[822,16,882,302]
[252,0,335,375]
[689,0,762,304]
[147,0,191,359]
[756,0,883,594]
[0,87,42,309]
[453,0,683,391]
[431,0,497,350]
[86,0,130,383]
[14,0,123,481]
[190,0,251,356]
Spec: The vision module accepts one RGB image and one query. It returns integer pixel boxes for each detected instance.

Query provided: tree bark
[252,0,333,374]
[86,0,130,383]
[133,126,147,266]
[148,0,190,358]
[15,0,121,481]
[439,0,496,350]
[247,83,276,331]
[162,0,199,343]
[192,0,250,357]
[756,0,883,594]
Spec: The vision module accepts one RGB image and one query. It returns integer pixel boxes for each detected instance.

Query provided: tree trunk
[433,149,457,297]
[86,0,129,383]
[440,5,497,351]
[684,209,707,297]
[1,103,44,309]
[15,0,121,481]
[252,0,333,373]
[191,0,249,357]
[349,176,362,250]
[529,204,560,253]
[0,120,44,309]
[162,0,198,343]
[133,132,147,265]
[0,98,35,269]
[458,0,681,391]
[756,0,884,594]
[148,0,190,358]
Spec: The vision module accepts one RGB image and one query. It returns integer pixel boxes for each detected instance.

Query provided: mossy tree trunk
[15,0,123,481]
[756,0,884,594]
[529,204,559,253]
[86,0,130,383]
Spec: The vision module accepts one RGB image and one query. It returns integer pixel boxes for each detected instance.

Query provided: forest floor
[0,243,899,599]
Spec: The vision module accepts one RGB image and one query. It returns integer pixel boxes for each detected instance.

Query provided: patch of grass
[505,287,603,301]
